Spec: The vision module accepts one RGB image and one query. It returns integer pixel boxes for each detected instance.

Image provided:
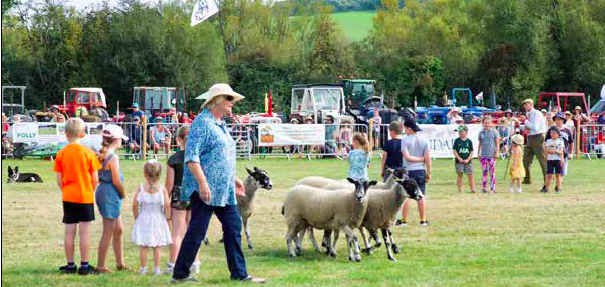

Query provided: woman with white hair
[171,84,266,283]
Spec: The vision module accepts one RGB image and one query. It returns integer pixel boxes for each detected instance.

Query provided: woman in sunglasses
[171,84,266,284]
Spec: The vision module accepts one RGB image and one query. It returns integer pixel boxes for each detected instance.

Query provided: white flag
[191,0,219,27]
[475,91,484,102]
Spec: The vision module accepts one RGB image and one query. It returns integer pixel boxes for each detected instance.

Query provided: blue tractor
[418,88,496,124]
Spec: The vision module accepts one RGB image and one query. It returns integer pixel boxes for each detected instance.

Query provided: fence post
[369,120,373,150]
[576,123,581,159]
[142,116,148,161]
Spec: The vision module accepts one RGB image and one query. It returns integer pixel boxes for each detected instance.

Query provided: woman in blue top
[348,133,372,180]
[172,84,266,284]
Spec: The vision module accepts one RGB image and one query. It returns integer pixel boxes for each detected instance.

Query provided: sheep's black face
[397,178,424,201]
[246,166,273,190]
[392,167,409,180]
[347,178,377,202]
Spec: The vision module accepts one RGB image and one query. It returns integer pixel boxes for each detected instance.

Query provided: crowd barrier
[2,120,603,161]
[578,124,605,159]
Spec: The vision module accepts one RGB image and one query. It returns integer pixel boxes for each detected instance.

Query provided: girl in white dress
[131,160,172,275]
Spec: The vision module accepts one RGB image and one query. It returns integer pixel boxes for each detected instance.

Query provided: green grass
[2,157,605,286]
[331,11,376,42]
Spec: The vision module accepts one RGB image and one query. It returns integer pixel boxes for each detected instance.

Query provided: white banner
[9,122,104,150]
[190,0,219,27]
[414,124,482,158]
[11,123,38,143]
[258,124,325,146]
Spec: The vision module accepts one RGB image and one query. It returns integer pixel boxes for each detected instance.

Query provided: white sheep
[321,168,399,191]
[357,177,424,261]
[295,167,397,190]
[282,178,377,262]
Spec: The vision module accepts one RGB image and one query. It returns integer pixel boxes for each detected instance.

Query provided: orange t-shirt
[53,143,101,204]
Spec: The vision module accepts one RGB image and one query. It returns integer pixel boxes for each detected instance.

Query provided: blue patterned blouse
[348,149,371,181]
[182,109,236,207]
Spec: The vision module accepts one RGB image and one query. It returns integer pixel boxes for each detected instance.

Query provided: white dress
[131,185,172,247]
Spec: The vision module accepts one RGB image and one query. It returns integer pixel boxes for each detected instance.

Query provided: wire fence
[578,124,605,159]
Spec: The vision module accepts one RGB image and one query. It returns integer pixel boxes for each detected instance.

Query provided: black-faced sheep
[282,178,377,262]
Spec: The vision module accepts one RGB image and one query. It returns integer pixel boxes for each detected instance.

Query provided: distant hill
[331,11,376,41]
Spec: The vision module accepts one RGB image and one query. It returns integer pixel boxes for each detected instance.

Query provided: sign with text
[257,124,325,146]
[9,122,104,151]
[413,124,482,158]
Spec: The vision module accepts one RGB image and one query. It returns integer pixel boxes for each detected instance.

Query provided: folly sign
[12,123,38,143]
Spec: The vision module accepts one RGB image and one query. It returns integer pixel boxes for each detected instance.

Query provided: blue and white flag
[191,0,219,27]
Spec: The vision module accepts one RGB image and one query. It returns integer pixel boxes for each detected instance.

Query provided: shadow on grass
[251,247,350,263]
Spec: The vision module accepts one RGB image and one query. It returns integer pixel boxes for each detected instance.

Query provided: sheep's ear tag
[246,167,254,175]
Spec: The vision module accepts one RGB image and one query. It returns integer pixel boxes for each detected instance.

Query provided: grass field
[331,11,376,42]
[2,157,605,286]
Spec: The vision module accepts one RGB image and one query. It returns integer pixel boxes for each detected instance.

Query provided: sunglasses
[224,95,234,102]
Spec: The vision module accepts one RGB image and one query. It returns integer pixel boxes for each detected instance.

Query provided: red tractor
[60,88,109,120]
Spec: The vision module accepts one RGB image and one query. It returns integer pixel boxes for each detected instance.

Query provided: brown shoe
[116,265,133,271]
[97,267,113,274]
[242,275,267,284]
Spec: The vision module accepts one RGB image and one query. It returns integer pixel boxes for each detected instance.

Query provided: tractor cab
[341,79,378,109]
[132,87,186,122]
[65,88,107,117]
[590,85,605,117]
[290,84,351,124]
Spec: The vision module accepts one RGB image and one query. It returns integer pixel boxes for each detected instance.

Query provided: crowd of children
[54,118,193,276]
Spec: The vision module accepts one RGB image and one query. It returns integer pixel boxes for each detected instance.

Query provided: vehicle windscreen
[590,100,605,114]
[291,89,304,112]
[352,83,374,95]
[76,92,90,104]
[312,88,341,110]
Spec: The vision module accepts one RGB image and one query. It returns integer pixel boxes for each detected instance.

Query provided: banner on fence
[9,122,104,150]
[415,124,482,158]
[258,124,325,146]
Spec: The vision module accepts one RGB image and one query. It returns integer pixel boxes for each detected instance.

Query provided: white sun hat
[196,83,245,108]
[102,124,128,141]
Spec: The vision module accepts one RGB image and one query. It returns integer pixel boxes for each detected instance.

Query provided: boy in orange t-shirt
[53,118,101,275]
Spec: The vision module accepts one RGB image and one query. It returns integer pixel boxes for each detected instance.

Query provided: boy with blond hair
[54,118,102,275]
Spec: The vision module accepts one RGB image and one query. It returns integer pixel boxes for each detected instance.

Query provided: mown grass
[2,157,605,286]
[331,11,376,42]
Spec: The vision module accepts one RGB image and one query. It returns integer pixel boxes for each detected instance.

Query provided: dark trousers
[173,193,248,280]
[523,133,547,183]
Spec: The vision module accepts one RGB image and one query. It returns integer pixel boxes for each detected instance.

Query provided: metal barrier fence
[6,120,601,160]
[578,124,605,159]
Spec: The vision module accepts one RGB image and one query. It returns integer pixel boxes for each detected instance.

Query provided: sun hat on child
[512,134,524,145]
[102,124,128,141]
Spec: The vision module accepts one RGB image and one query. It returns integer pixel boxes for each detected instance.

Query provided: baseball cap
[403,118,422,132]
[454,125,468,132]
[132,103,139,108]
[102,124,128,140]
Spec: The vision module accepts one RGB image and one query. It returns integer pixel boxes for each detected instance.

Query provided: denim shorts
[408,169,427,194]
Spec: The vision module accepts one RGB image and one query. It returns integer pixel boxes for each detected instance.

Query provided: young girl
[509,134,525,193]
[165,126,200,274]
[477,116,500,193]
[348,133,372,180]
[131,160,172,275]
[95,124,130,273]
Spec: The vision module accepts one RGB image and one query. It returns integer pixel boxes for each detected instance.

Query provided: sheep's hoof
[348,256,355,262]
[289,252,297,258]
[321,242,327,248]
[354,254,362,262]
[329,251,337,258]
[362,247,373,255]
[388,256,396,262]
[392,244,400,254]
[248,245,254,250]
[295,248,302,256]
[374,242,382,248]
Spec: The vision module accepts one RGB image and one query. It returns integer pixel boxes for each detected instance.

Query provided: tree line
[2,0,604,116]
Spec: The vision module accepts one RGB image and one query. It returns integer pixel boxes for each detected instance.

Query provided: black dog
[7,166,43,183]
